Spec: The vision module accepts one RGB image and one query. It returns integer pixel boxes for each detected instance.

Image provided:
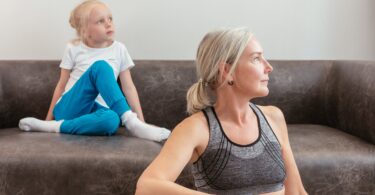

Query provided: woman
[136,27,308,194]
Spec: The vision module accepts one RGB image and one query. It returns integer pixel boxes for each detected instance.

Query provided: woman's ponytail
[186,80,211,115]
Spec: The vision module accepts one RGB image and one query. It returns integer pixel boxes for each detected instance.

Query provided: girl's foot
[19,117,62,133]
[121,111,170,142]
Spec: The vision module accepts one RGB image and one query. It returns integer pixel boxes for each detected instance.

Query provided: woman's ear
[218,62,233,84]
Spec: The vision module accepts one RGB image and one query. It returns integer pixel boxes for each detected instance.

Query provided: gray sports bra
[191,103,286,195]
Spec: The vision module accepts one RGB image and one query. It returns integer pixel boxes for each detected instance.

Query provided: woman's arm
[136,113,211,195]
[45,68,70,120]
[260,106,308,195]
[119,70,145,121]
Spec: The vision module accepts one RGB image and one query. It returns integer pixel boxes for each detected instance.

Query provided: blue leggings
[53,60,131,135]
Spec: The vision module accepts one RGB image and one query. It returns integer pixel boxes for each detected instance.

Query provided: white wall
[1,0,374,60]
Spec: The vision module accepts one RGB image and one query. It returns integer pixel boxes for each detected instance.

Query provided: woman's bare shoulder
[174,111,208,136]
[257,105,285,121]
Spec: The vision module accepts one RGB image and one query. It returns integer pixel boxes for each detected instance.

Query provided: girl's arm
[45,68,70,120]
[261,106,308,195]
[119,70,144,121]
[136,113,211,195]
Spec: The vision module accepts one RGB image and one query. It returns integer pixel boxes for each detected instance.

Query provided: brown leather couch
[0,60,374,195]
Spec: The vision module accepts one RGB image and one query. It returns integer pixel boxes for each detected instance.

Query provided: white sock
[121,111,170,142]
[19,117,62,133]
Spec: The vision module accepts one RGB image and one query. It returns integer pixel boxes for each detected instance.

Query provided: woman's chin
[258,89,270,97]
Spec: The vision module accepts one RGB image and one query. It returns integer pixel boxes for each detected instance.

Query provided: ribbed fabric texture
[191,103,286,195]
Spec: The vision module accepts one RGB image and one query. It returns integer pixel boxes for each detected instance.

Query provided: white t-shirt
[59,41,135,107]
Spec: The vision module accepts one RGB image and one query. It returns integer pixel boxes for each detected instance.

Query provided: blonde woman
[18,0,170,141]
[136,28,307,194]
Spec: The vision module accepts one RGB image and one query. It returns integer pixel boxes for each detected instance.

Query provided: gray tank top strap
[192,102,286,195]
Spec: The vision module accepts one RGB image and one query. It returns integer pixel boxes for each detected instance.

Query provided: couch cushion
[289,124,375,194]
[0,128,193,194]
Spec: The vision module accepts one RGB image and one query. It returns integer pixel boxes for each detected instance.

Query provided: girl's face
[84,4,114,48]
[231,38,273,98]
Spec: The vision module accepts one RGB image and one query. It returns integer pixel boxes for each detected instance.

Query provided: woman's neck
[214,89,254,125]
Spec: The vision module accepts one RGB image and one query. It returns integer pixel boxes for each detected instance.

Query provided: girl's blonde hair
[186,27,253,114]
[69,0,108,43]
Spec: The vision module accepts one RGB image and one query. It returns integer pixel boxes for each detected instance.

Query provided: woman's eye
[252,57,261,63]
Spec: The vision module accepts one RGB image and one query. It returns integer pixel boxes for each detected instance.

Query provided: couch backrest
[1,60,374,143]
[0,60,340,129]
[0,61,60,128]
[130,60,196,129]
[253,60,333,125]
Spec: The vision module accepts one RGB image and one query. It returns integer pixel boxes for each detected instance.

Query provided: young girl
[18,0,170,142]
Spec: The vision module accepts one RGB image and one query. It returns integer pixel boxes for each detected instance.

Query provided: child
[18,0,170,142]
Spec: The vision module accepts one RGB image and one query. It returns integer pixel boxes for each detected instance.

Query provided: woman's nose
[264,59,273,73]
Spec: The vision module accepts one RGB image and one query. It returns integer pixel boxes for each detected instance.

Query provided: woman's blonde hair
[186,27,253,114]
[69,0,108,43]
